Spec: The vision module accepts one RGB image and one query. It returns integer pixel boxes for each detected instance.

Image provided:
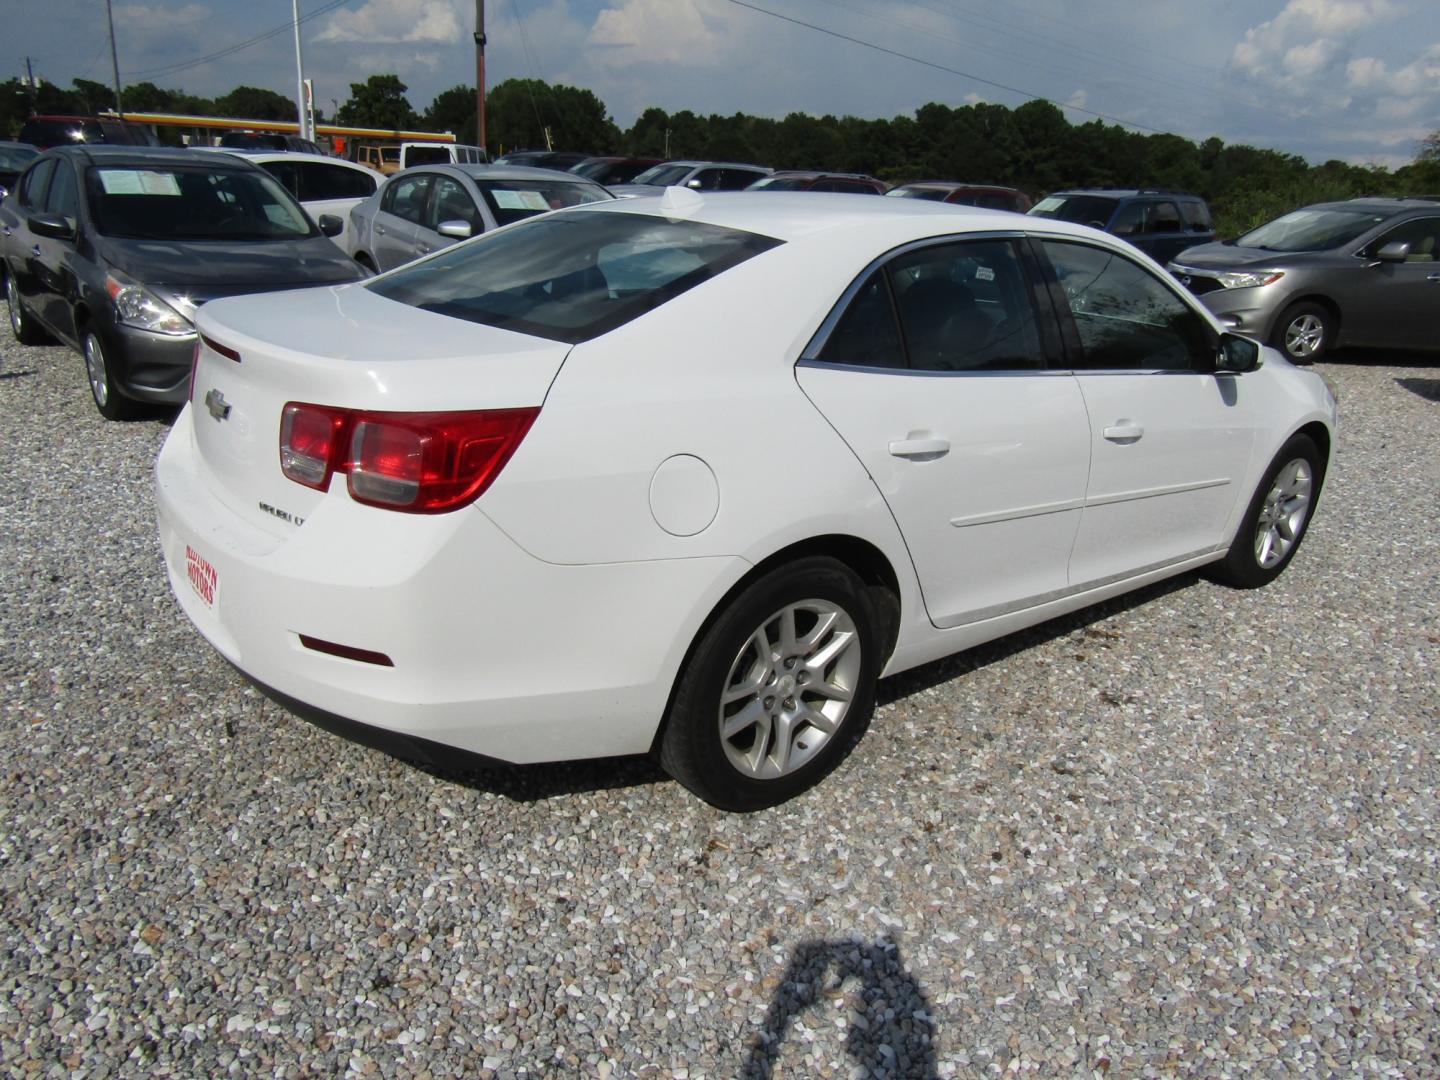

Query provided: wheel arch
[1292,419,1332,486]
[647,533,904,755]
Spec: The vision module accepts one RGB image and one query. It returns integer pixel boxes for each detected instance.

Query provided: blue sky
[9,0,1439,166]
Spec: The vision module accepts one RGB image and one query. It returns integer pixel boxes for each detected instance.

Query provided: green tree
[425,84,477,144]
[71,78,115,114]
[485,78,618,154]
[214,85,299,122]
[334,75,417,131]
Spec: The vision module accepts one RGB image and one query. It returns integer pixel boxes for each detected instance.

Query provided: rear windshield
[0,145,38,171]
[404,146,451,167]
[886,187,948,201]
[749,177,812,191]
[86,165,315,241]
[1028,195,1118,227]
[20,119,104,147]
[1237,207,1388,252]
[368,210,783,344]
[630,163,695,187]
[474,178,611,227]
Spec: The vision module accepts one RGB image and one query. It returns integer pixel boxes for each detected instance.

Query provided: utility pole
[104,0,123,118]
[23,57,36,116]
[475,0,492,153]
[292,0,310,141]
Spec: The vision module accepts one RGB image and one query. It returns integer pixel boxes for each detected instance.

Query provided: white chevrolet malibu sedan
[156,189,1337,810]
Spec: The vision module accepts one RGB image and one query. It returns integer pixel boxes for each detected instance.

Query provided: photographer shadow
[742,936,938,1079]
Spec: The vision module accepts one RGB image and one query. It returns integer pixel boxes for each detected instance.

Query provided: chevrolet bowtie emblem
[204,388,231,421]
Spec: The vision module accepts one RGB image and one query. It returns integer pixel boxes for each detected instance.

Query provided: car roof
[765,170,879,181]
[47,144,260,169]
[570,189,1099,245]
[1313,197,1440,214]
[199,149,372,170]
[409,163,608,185]
[1046,188,1203,200]
[893,181,1023,192]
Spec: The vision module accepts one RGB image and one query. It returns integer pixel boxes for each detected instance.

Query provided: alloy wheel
[1284,314,1325,359]
[1254,457,1313,569]
[717,599,862,780]
[85,333,110,408]
[6,274,21,336]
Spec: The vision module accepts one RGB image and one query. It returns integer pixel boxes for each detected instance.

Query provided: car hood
[96,234,362,289]
[1170,242,1306,270]
[606,183,663,198]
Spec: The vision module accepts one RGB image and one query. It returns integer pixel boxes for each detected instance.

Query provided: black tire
[83,328,140,421]
[1206,433,1322,589]
[5,266,52,346]
[660,556,886,812]
[1271,301,1333,365]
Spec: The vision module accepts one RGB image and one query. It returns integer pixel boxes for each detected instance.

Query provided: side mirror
[1374,240,1409,263]
[1216,332,1261,374]
[436,219,473,240]
[28,213,75,241]
[317,213,344,237]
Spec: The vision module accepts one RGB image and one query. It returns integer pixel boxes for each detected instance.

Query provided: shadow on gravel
[878,572,1200,706]
[741,936,938,1079]
[1396,377,1440,403]
[1322,348,1440,369]
[0,369,36,380]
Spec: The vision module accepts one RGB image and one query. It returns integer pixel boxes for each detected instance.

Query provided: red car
[886,181,1032,213]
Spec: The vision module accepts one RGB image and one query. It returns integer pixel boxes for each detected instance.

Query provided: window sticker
[492,189,551,211]
[975,266,996,282]
[99,170,182,196]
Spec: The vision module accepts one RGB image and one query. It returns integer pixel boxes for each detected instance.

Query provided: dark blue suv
[1028,189,1215,264]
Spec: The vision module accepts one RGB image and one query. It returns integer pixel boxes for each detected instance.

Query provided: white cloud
[316,0,466,45]
[587,0,726,66]
[1231,0,1401,88]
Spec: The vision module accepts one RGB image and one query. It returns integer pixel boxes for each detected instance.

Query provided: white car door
[796,236,1092,629]
[1036,238,1257,585]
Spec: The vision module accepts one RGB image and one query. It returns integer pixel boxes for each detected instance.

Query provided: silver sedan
[347,164,613,272]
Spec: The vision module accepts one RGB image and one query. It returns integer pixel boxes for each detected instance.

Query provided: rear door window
[1180,200,1212,232]
[1148,200,1183,234]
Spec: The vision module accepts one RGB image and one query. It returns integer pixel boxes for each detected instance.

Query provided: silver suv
[1169,197,1440,363]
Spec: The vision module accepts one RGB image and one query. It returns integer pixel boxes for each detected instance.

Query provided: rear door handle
[888,435,950,458]
[31,245,41,258]
[417,244,431,254]
[1428,273,1440,282]
[1103,423,1144,442]
[375,225,386,235]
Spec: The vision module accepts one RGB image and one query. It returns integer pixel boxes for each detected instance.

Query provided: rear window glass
[1029,195,1118,227]
[750,177,812,191]
[368,210,783,344]
[404,146,451,167]
[474,178,611,226]
[886,187,948,202]
[20,119,103,146]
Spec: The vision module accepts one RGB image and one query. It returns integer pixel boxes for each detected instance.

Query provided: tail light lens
[279,403,539,513]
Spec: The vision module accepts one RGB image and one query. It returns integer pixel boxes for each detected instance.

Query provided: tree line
[6,72,1438,237]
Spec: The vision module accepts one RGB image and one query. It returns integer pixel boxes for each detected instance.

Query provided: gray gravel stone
[1,326,1437,1078]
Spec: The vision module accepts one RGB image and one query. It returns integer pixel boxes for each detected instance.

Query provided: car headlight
[1217,270,1284,289]
[105,274,194,336]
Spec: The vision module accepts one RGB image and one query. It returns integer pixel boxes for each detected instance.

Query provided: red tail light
[279,403,539,513]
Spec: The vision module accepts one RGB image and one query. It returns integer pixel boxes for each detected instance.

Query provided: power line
[719,0,1170,135]
[122,0,356,82]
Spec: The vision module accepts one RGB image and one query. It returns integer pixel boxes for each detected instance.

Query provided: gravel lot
[1,326,1436,1079]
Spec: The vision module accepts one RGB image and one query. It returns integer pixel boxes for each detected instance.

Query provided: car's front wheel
[660,557,885,811]
[1206,433,1321,589]
[6,268,52,346]
[84,329,139,421]
[1272,302,1333,365]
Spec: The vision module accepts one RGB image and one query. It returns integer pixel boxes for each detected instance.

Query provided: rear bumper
[155,405,745,763]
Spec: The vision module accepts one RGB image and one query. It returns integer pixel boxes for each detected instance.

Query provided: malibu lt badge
[204,388,231,422]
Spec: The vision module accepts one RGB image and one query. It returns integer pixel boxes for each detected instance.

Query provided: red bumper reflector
[201,334,242,362]
[299,635,395,667]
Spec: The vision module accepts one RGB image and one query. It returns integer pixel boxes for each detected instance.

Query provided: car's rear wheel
[1206,433,1321,589]
[6,268,52,345]
[660,556,884,811]
[1272,302,1333,365]
[84,329,139,421]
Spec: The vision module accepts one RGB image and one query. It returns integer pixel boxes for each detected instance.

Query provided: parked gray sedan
[347,164,613,272]
[1169,197,1440,363]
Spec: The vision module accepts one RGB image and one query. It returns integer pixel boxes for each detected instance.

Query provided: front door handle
[888,435,950,459]
[375,225,387,235]
[417,244,430,254]
[31,244,42,258]
[1103,423,1144,442]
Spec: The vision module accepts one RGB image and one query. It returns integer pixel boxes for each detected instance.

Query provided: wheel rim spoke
[1253,456,1313,569]
[717,598,863,781]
